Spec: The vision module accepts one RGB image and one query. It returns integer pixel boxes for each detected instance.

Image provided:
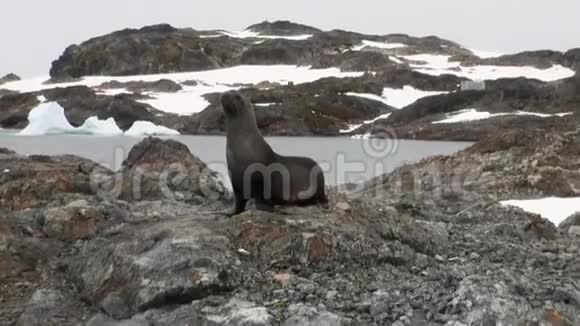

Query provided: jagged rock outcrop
[246,20,322,36]
[49,24,247,80]
[0,73,20,86]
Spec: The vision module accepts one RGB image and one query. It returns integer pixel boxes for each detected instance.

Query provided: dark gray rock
[109,137,227,202]
[0,73,20,85]
[246,20,322,36]
[97,79,183,93]
[559,212,580,231]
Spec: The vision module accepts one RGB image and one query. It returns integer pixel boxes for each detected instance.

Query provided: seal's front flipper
[219,195,247,217]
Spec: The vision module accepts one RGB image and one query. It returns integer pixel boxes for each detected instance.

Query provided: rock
[0,92,40,129]
[43,200,105,240]
[558,212,580,231]
[0,73,20,85]
[0,150,111,209]
[334,202,351,212]
[100,292,132,320]
[246,20,322,36]
[568,226,580,237]
[109,137,227,202]
[283,304,345,326]
[96,79,182,93]
[18,289,87,325]
[273,273,293,286]
[49,24,245,79]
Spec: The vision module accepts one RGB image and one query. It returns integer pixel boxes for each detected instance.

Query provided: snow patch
[501,197,580,226]
[470,49,504,59]
[124,121,180,137]
[346,86,447,110]
[3,169,10,173]
[253,102,279,107]
[352,40,407,51]
[96,88,130,96]
[220,30,312,40]
[433,109,573,124]
[339,112,393,134]
[37,95,47,102]
[402,54,575,82]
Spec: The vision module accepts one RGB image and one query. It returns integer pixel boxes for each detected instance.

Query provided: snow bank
[347,86,447,109]
[19,102,76,136]
[124,121,180,137]
[352,40,407,51]
[402,54,575,82]
[433,109,573,124]
[501,197,580,226]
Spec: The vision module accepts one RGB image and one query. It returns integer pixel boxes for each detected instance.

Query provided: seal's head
[221,91,248,117]
[220,91,257,128]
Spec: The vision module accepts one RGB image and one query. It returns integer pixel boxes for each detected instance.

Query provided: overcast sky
[2,0,579,77]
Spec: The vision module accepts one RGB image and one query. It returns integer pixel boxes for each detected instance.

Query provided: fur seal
[221,91,327,215]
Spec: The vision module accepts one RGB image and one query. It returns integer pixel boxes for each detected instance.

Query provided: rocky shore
[1,131,579,325]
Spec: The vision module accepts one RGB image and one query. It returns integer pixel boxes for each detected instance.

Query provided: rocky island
[0,20,578,140]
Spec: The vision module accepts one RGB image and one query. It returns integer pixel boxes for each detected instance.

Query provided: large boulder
[0,149,111,210]
[110,137,227,202]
